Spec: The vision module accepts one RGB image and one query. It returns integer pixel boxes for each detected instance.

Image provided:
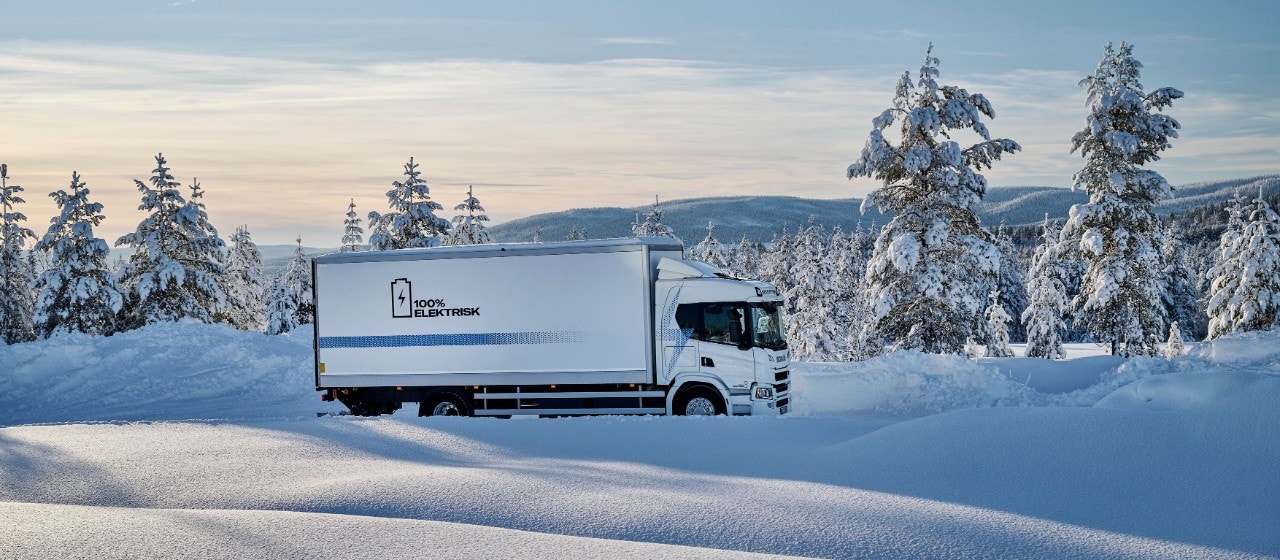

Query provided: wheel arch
[666,374,731,415]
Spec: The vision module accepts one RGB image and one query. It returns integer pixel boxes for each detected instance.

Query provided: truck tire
[419,391,472,417]
[674,385,726,416]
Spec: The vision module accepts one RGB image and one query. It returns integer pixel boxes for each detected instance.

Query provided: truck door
[693,303,756,384]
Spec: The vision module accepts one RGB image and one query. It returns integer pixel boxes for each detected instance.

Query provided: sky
[1,1,1278,245]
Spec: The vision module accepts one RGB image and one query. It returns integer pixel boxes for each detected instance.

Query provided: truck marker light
[318,363,326,373]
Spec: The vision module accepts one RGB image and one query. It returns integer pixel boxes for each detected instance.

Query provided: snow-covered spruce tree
[115,154,227,330]
[786,219,840,361]
[180,178,229,320]
[758,226,797,316]
[281,236,314,326]
[984,289,1015,357]
[263,279,299,335]
[0,163,38,343]
[1204,195,1247,339]
[1205,194,1280,337]
[847,45,1020,355]
[1160,222,1203,340]
[1063,42,1181,357]
[1021,215,1069,359]
[1163,321,1185,358]
[223,225,267,331]
[631,196,679,240]
[566,226,587,241]
[532,227,544,243]
[724,235,760,279]
[367,157,449,250]
[341,198,364,252]
[444,185,492,246]
[32,171,123,338]
[690,221,727,269]
[993,222,1029,343]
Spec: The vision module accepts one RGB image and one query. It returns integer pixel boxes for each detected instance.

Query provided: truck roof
[314,237,686,264]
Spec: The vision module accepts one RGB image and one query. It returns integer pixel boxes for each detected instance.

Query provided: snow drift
[1,322,1278,558]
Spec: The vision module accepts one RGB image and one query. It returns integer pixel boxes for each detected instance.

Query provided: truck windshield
[748,303,787,350]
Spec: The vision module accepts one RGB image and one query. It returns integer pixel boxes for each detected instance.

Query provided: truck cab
[655,258,791,416]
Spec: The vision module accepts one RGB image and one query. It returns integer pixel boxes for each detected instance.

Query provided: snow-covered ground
[1,323,1278,558]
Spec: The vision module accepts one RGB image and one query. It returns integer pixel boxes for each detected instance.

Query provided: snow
[2,323,1279,558]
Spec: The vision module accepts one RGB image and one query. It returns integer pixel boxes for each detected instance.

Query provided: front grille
[775,382,788,394]
[776,397,789,409]
[774,370,789,382]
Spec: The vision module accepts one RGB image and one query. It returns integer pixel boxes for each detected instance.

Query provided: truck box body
[315,239,684,389]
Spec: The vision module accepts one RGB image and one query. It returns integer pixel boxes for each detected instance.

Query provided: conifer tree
[785,219,839,361]
[223,225,267,331]
[32,171,123,337]
[0,163,38,343]
[1160,222,1203,340]
[993,222,1029,342]
[984,289,1015,357]
[1205,194,1280,337]
[631,196,678,240]
[1163,321,1185,358]
[532,227,544,243]
[367,157,449,250]
[341,199,364,252]
[264,279,299,335]
[444,185,492,246]
[1022,216,1069,359]
[115,155,227,330]
[1205,195,1247,339]
[180,178,229,319]
[281,236,314,326]
[690,221,727,269]
[1063,42,1182,356]
[847,45,1020,355]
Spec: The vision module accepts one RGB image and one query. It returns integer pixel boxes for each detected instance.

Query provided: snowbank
[1,323,1278,557]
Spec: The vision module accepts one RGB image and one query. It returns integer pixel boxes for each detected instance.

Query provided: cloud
[596,37,677,46]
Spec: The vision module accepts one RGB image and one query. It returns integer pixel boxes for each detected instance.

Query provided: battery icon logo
[391,278,412,318]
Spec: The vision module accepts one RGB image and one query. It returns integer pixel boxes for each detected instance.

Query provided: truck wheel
[419,391,472,417]
[674,386,726,416]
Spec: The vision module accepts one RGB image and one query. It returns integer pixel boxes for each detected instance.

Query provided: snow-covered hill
[488,175,1280,244]
[1,323,1278,558]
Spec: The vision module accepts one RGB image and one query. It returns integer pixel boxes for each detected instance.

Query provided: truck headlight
[754,386,774,400]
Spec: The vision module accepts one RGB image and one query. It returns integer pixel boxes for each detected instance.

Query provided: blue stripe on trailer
[318,331,584,349]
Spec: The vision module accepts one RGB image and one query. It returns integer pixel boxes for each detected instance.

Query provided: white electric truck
[313,237,790,417]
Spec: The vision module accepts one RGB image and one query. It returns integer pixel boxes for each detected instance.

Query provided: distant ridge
[488,176,1280,244]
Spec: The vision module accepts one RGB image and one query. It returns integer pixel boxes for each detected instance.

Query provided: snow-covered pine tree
[0,164,39,343]
[532,227,544,243]
[631,196,678,240]
[32,171,123,338]
[984,289,1015,357]
[847,45,1020,355]
[993,222,1029,343]
[1160,222,1203,340]
[263,279,299,335]
[1163,321,1185,358]
[367,157,449,250]
[758,226,797,316]
[724,235,759,279]
[1063,42,1182,357]
[1204,195,1247,339]
[341,198,364,252]
[1021,215,1069,359]
[786,219,840,361]
[566,226,588,241]
[444,185,492,246]
[1205,194,1280,337]
[690,221,727,269]
[115,154,227,330]
[223,225,267,331]
[281,236,314,326]
[180,178,229,320]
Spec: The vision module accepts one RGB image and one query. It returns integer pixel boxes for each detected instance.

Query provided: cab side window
[675,303,746,347]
